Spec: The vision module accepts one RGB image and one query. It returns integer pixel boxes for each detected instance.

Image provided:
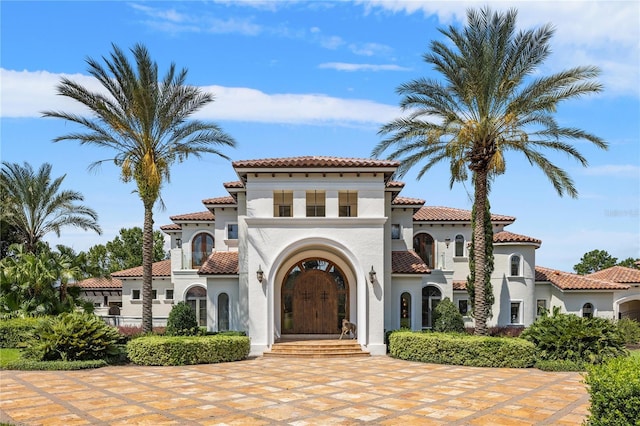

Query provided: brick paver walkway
[0,356,589,425]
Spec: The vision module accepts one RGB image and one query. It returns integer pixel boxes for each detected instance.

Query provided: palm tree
[373,7,606,335]
[0,162,102,253]
[43,43,236,332]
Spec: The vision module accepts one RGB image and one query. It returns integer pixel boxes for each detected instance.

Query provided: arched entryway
[186,286,207,327]
[618,298,640,321]
[281,258,349,334]
[422,285,441,329]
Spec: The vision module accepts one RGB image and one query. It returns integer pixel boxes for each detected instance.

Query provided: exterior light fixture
[369,266,377,284]
[444,238,451,248]
[257,265,264,283]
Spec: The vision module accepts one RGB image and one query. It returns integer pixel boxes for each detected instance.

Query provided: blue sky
[1,0,638,272]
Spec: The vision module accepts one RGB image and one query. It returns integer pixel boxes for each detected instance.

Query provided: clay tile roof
[73,277,122,289]
[169,211,215,221]
[392,196,426,206]
[223,181,244,189]
[386,181,405,189]
[493,230,541,246]
[392,250,431,274]
[198,252,239,275]
[588,266,640,284]
[232,156,400,169]
[160,223,181,231]
[535,266,629,291]
[112,260,172,278]
[202,195,237,205]
[413,206,516,223]
[453,281,467,290]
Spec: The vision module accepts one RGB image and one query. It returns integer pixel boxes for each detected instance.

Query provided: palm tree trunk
[473,170,489,335]
[142,203,154,333]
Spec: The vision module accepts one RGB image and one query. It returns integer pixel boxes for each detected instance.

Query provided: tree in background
[574,249,640,274]
[0,162,102,253]
[373,7,605,334]
[43,43,236,333]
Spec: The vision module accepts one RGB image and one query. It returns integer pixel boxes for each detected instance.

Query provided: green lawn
[0,348,22,368]
[630,349,640,359]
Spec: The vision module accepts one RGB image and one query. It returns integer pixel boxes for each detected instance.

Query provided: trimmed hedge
[584,356,640,425]
[534,359,586,372]
[389,331,535,368]
[0,317,43,348]
[127,335,250,366]
[3,359,108,371]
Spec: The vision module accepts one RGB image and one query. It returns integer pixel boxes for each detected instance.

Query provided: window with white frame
[227,223,238,240]
[273,191,293,217]
[391,224,401,240]
[510,254,521,276]
[510,301,522,324]
[582,302,594,318]
[455,234,464,257]
[152,289,157,300]
[458,299,469,316]
[166,289,174,300]
[536,299,547,316]
[132,289,140,300]
[338,191,357,217]
[306,191,326,217]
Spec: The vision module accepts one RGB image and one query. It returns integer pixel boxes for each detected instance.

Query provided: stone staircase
[263,338,370,358]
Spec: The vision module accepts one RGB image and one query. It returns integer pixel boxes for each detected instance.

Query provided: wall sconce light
[256,265,264,283]
[444,238,451,248]
[176,238,182,249]
[369,266,377,284]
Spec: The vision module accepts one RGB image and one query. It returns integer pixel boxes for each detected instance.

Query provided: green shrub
[584,356,640,425]
[166,302,200,336]
[521,311,627,364]
[389,331,535,368]
[4,359,107,370]
[0,317,43,348]
[433,298,465,333]
[127,335,250,366]
[22,312,121,362]
[534,359,586,372]
[617,318,640,345]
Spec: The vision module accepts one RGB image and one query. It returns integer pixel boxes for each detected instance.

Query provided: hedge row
[389,331,535,368]
[126,335,250,366]
[584,356,640,425]
[3,359,108,370]
[0,317,43,348]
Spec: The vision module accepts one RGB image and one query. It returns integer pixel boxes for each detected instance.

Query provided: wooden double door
[292,269,339,334]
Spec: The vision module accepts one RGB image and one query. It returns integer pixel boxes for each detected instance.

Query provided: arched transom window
[414,233,435,268]
[192,233,214,268]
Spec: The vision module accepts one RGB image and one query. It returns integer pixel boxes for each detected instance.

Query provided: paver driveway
[0,356,589,425]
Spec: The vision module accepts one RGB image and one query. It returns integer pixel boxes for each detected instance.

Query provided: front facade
[101,156,640,356]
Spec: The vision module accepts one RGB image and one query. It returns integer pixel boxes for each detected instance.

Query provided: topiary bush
[0,317,43,348]
[389,331,535,368]
[433,298,465,333]
[166,302,200,336]
[22,312,121,362]
[126,335,250,366]
[521,311,627,364]
[584,355,640,425]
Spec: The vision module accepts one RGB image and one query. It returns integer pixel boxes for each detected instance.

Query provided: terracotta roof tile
[232,156,400,169]
[588,266,640,284]
[112,260,172,278]
[169,211,215,221]
[202,196,237,205]
[198,252,239,275]
[453,281,467,290]
[73,277,122,289]
[535,266,629,291]
[392,250,430,274]
[392,196,426,206]
[160,223,181,231]
[413,206,516,223]
[494,231,541,246]
[386,181,405,189]
[223,181,244,189]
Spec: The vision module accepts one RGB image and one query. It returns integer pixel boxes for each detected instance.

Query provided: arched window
[400,292,411,329]
[186,286,207,327]
[582,302,594,318]
[422,285,441,329]
[455,234,464,257]
[218,293,229,331]
[414,233,435,268]
[192,233,214,268]
[510,254,521,276]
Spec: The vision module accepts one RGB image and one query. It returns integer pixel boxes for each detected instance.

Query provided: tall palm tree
[43,43,236,332]
[373,7,606,335]
[0,162,102,253]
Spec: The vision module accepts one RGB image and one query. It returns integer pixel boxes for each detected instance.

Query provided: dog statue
[339,318,357,340]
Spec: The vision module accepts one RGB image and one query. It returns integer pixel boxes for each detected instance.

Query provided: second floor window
[306,190,326,217]
[455,234,464,257]
[227,223,239,240]
[338,191,357,217]
[414,233,435,268]
[510,254,521,276]
[192,233,214,268]
[274,190,293,217]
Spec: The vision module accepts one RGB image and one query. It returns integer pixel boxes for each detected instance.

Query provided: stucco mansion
[79,156,640,356]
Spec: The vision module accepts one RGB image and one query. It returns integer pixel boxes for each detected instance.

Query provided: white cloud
[582,164,640,179]
[0,68,400,126]
[319,62,410,72]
